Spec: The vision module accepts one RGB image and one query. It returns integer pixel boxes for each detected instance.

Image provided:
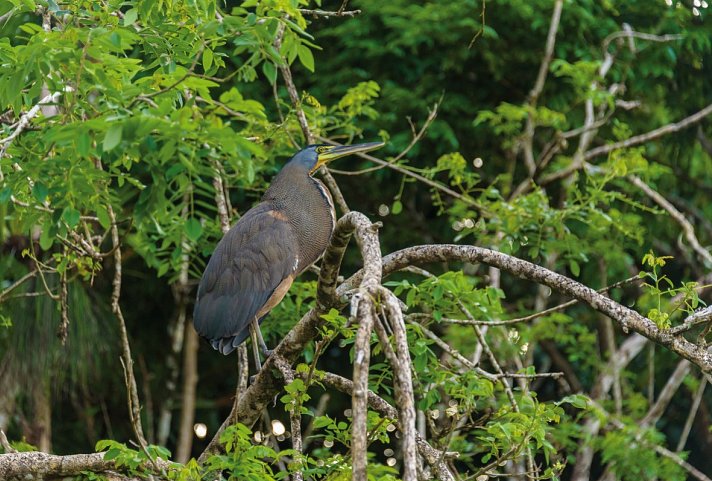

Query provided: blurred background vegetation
[1,0,711,479]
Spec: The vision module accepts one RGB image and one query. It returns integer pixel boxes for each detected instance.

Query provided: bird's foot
[261,348,274,358]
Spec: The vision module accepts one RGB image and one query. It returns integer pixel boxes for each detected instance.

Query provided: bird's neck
[263,169,335,272]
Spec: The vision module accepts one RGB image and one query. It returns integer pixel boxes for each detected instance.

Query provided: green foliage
[639,251,704,329]
[597,426,686,481]
[202,423,284,481]
[2,0,711,478]
[95,439,170,474]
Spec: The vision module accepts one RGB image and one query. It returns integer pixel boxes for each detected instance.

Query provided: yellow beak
[313,142,385,171]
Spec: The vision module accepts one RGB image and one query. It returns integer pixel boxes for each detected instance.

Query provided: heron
[193,142,384,365]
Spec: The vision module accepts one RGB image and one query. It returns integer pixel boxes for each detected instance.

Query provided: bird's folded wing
[193,203,298,345]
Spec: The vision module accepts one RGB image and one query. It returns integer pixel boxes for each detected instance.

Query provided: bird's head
[289,142,385,174]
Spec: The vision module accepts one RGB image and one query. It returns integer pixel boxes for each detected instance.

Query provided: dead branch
[298,8,361,18]
[629,175,712,266]
[585,102,712,160]
[521,0,564,175]
[106,204,148,448]
[676,376,707,452]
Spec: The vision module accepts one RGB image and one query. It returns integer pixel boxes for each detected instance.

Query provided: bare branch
[521,0,564,175]
[376,245,712,372]
[629,175,712,266]
[106,204,148,448]
[317,136,484,212]
[298,8,361,18]
[375,289,417,481]
[351,293,376,481]
[585,102,712,160]
[676,376,707,452]
[0,429,17,453]
[640,359,691,427]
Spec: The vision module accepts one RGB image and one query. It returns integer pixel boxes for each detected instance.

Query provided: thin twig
[458,301,519,412]
[521,0,564,175]
[0,270,37,303]
[317,136,484,212]
[585,102,712,160]
[320,371,457,481]
[676,376,707,452]
[298,8,361,17]
[629,175,712,266]
[0,430,17,453]
[106,203,148,449]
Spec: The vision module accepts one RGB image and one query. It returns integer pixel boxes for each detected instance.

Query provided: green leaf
[297,45,315,72]
[39,227,53,251]
[76,131,91,157]
[185,218,203,242]
[103,124,122,152]
[123,8,138,26]
[569,259,580,277]
[97,205,111,229]
[391,200,403,215]
[32,182,49,203]
[62,206,81,228]
[262,61,277,84]
[203,48,214,71]
[0,187,12,203]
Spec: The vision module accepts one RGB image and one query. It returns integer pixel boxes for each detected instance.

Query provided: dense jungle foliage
[1,1,711,480]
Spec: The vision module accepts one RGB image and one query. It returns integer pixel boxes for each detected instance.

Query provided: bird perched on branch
[193,142,384,357]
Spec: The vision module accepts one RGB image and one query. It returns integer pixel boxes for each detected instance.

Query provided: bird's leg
[249,323,263,373]
[252,318,273,358]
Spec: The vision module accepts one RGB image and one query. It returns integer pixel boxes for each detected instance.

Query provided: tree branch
[376,245,712,372]
[585,102,712,160]
[320,372,457,481]
[629,175,712,266]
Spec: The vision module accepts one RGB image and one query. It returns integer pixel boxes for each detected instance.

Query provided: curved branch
[584,102,712,160]
[376,245,712,373]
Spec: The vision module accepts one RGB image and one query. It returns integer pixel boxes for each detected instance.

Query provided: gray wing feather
[193,203,297,354]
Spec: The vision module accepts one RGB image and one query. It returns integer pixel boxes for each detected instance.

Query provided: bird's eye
[316,146,329,154]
